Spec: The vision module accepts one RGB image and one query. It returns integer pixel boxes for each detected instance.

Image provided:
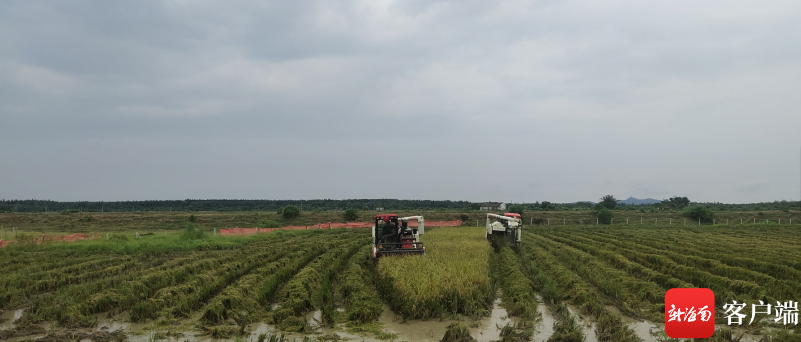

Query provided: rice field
[1,220,801,342]
[376,227,494,320]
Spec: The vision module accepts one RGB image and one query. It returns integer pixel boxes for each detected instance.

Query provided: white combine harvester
[485,213,522,247]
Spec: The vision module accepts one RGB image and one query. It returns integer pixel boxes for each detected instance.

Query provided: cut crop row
[521,231,640,342]
[527,232,665,322]
[491,243,538,320]
[338,245,383,325]
[570,230,801,301]
[543,230,692,292]
[271,238,365,332]
[131,240,316,321]
[592,228,801,274]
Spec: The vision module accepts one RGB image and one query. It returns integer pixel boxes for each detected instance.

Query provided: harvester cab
[486,213,522,247]
[372,214,425,260]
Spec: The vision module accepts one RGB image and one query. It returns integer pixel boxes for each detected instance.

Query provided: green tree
[539,201,555,210]
[281,205,300,219]
[683,206,714,223]
[188,214,197,223]
[344,208,358,221]
[661,196,690,209]
[600,195,617,210]
[594,206,613,224]
[507,204,525,216]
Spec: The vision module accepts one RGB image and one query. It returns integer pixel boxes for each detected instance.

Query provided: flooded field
[2,225,800,341]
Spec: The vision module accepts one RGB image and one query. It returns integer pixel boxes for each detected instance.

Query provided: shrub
[344,208,358,221]
[188,214,197,223]
[110,234,129,241]
[459,214,469,222]
[683,206,715,223]
[281,206,300,219]
[259,219,281,228]
[180,223,205,241]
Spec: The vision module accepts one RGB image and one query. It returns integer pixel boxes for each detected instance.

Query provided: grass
[376,227,493,320]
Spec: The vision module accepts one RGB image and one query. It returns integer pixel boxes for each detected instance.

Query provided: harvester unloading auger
[486,213,522,247]
[372,214,425,260]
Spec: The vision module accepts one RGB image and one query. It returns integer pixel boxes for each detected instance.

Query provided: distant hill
[617,197,661,205]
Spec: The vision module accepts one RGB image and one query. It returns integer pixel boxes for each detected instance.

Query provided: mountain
[617,197,661,205]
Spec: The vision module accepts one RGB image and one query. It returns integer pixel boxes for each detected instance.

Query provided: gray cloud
[2,0,800,202]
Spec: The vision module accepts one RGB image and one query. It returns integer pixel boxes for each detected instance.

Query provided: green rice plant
[377,227,493,319]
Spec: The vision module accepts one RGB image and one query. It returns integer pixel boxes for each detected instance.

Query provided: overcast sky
[2,1,800,203]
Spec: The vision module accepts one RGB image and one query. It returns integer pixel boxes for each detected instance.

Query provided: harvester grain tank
[372,214,425,260]
[486,213,522,247]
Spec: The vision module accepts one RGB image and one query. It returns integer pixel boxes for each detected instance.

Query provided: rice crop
[376,227,493,319]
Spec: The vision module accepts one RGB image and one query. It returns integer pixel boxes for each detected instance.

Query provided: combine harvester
[372,214,425,261]
[486,213,522,247]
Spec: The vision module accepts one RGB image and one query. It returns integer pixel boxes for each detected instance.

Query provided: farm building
[480,202,506,211]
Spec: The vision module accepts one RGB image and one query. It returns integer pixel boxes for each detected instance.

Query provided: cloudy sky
[1,1,800,203]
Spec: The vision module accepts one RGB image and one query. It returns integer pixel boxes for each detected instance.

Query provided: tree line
[0,199,474,213]
[0,197,797,213]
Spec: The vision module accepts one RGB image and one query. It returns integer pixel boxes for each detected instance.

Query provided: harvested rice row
[339,245,383,325]
[0,253,111,285]
[569,230,771,305]
[29,240,303,326]
[528,233,665,322]
[131,242,307,321]
[568,230,801,301]
[320,239,367,326]
[272,238,365,332]
[24,253,177,327]
[491,243,538,320]
[88,248,273,316]
[377,227,493,319]
[521,232,640,342]
[200,246,324,324]
[549,231,692,290]
[593,229,801,273]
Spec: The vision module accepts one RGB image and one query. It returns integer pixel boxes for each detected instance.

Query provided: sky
[1,1,800,203]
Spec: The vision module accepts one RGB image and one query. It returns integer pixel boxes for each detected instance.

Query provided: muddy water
[532,297,556,342]
[604,305,762,342]
[375,299,516,342]
[0,309,24,330]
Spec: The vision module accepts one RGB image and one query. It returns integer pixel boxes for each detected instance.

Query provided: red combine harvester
[372,214,425,260]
